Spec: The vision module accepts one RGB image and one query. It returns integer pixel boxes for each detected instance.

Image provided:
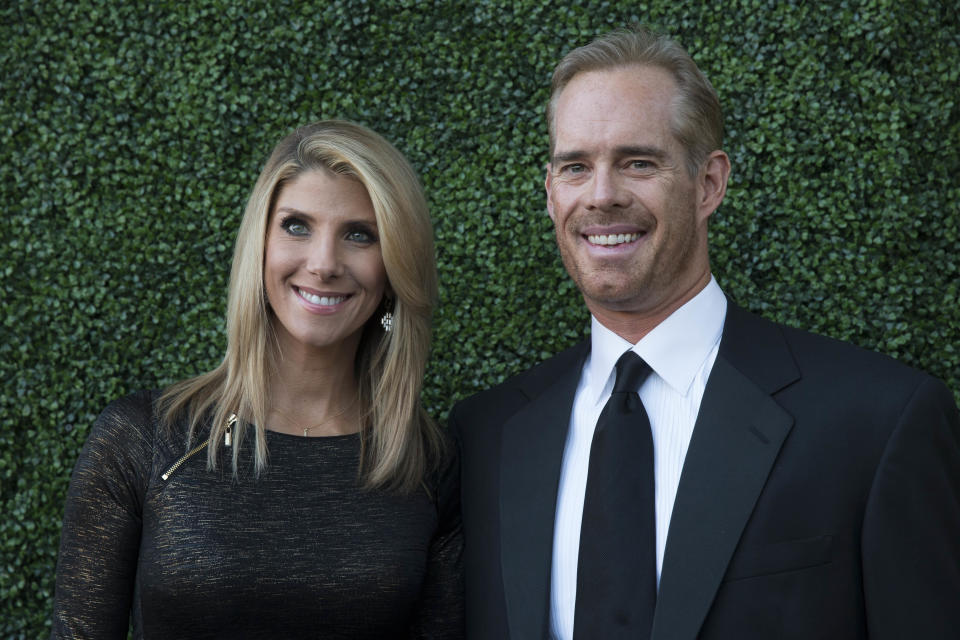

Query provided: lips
[586,232,640,246]
[295,286,349,306]
[581,222,647,249]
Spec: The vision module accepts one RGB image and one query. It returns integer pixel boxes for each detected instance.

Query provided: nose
[586,166,630,211]
[305,234,343,279]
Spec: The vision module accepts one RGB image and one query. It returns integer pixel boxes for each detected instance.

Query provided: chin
[580,277,641,303]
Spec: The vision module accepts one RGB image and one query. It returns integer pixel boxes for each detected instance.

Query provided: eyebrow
[272,206,314,224]
[275,206,310,216]
[551,145,669,164]
[273,206,378,227]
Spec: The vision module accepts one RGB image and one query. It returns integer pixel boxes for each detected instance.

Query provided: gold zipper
[161,413,236,481]
[161,439,209,481]
[225,413,236,447]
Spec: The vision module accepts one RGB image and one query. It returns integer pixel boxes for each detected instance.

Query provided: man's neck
[588,271,712,344]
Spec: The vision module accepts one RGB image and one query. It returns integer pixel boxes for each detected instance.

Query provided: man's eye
[629,160,651,170]
[563,164,586,175]
[281,218,309,236]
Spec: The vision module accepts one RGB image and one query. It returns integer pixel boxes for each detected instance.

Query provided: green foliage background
[2,0,958,634]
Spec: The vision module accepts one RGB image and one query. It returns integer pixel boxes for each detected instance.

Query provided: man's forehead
[551,111,676,161]
[551,66,678,157]
[556,65,677,106]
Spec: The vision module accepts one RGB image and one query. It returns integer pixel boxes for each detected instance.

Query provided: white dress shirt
[549,277,727,640]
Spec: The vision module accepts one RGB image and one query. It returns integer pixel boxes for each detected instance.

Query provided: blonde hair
[548,26,724,176]
[160,120,441,493]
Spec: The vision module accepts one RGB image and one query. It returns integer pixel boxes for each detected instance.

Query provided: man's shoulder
[725,302,939,393]
[450,339,588,424]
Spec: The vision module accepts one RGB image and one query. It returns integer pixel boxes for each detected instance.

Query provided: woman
[51,120,462,638]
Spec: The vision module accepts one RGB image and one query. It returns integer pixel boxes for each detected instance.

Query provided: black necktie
[573,351,656,639]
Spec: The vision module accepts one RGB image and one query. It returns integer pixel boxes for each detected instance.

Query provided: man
[449,26,960,640]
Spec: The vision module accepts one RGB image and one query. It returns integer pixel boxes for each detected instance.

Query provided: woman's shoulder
[91,389,162,446]
[70,390,165,496]
[89,388,203,465]
[98,388,159,423]
[84,388,213,483]
[99,387,210,440]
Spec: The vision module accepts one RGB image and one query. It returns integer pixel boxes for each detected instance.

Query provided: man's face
[546,65,716,323]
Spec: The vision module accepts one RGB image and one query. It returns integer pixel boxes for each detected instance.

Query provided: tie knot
[613,351,651,394]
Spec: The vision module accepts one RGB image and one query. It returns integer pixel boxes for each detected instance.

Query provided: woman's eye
[281,218,309,236]
[346,228,377,244]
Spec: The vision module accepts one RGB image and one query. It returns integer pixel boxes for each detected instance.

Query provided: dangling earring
[380,298,394,332]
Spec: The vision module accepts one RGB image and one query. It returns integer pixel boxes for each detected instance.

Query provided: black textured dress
[51,390,463,639]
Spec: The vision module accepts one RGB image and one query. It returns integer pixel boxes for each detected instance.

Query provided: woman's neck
[266,345,362,437]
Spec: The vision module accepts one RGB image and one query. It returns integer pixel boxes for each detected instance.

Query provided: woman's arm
[409,433,465,639]
[51,391,155,639]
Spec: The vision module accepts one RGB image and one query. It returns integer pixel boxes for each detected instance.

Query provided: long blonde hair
[160,120,440,493]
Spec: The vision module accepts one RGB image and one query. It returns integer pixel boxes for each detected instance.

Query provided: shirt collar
[585,276,727,404]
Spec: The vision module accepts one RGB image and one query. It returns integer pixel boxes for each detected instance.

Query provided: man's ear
[545,163,556,221]
[697,150,730,223]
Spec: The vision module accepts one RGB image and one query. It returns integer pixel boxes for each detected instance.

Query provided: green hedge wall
[2,0,958,635]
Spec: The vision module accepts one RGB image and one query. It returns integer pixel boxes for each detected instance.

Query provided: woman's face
[264,169,388,359]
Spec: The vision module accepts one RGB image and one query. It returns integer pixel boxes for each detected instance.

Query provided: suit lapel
[652,303,799,640]
[500,342,588,639]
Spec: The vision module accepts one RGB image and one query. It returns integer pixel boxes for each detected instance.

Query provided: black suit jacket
[449,302,960,639]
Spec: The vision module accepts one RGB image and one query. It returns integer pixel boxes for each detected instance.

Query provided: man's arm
[861,376,960,639]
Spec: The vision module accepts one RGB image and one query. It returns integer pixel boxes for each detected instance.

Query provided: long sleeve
[862,376,960,639]
[53,392,463,638]
[408,435,465,639]
[51,391,156,639]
